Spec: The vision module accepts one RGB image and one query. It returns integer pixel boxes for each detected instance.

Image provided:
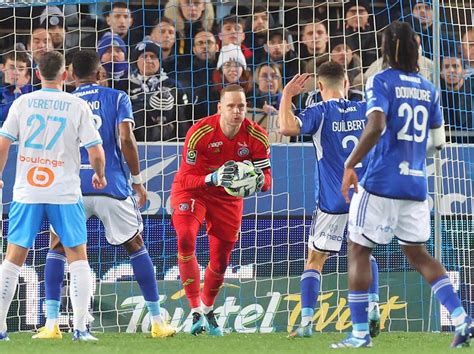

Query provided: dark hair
[382,21,419,73]
[38,50,64,80]
[221,15,245,31]
[3,50,31,66]
[220,84,245,99]
[318,61,345,86]
[253,5,267,14]
[110,2,128,12]
[153,16,175,28]
[72,50,100,79]
[268,28,289,43]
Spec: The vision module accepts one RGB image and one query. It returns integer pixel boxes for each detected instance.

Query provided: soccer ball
[224,161,258,197]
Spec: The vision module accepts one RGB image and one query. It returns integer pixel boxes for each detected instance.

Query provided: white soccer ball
[224,161,258,197]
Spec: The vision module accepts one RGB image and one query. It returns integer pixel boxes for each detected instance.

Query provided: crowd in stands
[0,0,473,143]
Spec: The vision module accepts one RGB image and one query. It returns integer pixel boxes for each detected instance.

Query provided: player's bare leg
[402,245,473,348]
[123,234,176,338]
[0,243,29,341]
[289,250,327,338]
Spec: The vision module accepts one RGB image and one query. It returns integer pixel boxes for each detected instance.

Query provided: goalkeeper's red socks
[201,266,225,307]
[178,253,201,308]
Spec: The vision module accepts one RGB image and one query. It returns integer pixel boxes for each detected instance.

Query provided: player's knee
[208,261,227,275]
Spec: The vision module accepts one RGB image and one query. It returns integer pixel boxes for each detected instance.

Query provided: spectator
[356,33,434,87]
[405,0,433,59]
[330,36,362,89]
[440,54,474,136]
[212,44,252,92]
[250,63,289,143]
[179,29,220,120]
[0,50,33,123]
[461,28,474,77]
[244,6,275,64]
[218,15,253,64]
[27,26,54,68]
[81,2,136,49]
[164,0,215,58]
[340,0,377,68]
[149,16,178,73]
[251,63,282,113]
[38,6,69,50]
[97,32,129,88]
[128,41,190,142]
[263,28,299,85]
[299,20,329,64]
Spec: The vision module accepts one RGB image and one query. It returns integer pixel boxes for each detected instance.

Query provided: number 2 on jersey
[25,114,67,150]
[341,135,362,168]
[397,103,428,143]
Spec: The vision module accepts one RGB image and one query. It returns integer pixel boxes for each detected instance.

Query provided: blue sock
[368,256,379,303]
[431,275,467,327]
[348,291,369,338]
[44,251,66,320]
[130,247,161,316]
[300,269,321,326]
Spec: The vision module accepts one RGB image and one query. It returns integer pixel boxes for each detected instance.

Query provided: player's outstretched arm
[0,136,13,189]
[87,144,107,189]
[279,74,310,136]
[119,122,147,208]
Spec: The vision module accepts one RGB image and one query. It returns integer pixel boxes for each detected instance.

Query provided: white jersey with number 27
[0,88,102,204]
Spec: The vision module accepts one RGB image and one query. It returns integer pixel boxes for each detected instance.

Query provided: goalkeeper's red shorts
[171,191,243,242]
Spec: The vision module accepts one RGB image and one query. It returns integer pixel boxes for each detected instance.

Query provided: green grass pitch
[0,332,470,354]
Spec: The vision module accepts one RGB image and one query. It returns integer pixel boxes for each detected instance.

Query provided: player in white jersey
[279,62,380,339]
[0,51,106,342]
[34,50,176,339]
[332,21,473,349]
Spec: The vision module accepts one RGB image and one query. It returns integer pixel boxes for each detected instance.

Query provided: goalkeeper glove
[242,160,265,192]
[205,160,237,187]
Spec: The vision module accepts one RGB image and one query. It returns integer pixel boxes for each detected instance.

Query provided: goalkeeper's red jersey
[172,114,272,197]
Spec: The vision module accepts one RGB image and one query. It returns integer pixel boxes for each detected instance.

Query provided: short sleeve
[429,90,444,129]
[0,99,20,142]
[78,102,102,149]
[365,73,390,116]
[296,103,324,135]
[116,91,135,127]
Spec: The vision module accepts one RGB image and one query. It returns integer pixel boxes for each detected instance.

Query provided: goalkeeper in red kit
[171,84,272,336]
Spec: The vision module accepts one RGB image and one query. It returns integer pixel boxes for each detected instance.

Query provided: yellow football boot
[32,325,62,339]
[151,322,177,338]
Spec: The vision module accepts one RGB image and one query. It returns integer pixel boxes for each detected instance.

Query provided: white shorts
[84,195,143,245]
[308,209,348,253]
[348,187,430,248]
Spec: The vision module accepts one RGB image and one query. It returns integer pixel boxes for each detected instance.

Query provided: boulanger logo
[27,167,55,187]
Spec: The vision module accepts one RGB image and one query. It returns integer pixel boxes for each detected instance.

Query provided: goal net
[0,0,472,334]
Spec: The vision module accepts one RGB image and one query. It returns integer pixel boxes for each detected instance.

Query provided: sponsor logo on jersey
[399,161,424,177]
[27,166,55,188]
[179,203,189,211]
[208,141,223,148]
[186,150,197,165]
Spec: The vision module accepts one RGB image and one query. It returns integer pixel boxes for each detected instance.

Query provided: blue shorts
[8,201,87,248]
